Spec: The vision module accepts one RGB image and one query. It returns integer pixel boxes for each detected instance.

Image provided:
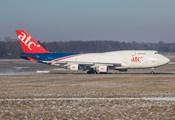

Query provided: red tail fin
[16,30,48,53]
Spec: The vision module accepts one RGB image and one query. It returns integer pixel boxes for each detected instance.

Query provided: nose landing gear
[150,68,155,74]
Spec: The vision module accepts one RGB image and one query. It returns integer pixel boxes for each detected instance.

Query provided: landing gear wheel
[151,71,155,74]
[87,69,97,74]
[87,68,98,74]
[150,68,155,74]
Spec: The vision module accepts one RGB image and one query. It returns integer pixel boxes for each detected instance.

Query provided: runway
[1,97,175,101]
[0,58,175,75]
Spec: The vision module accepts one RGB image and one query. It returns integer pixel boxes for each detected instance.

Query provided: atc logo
[18,32,40,50]
[100,67,105,71]
[131,56,143,62]
[71,66,76,69]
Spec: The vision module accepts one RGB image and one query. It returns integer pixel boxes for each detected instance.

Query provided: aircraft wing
[44,60,121,66]
[51,61,121,69]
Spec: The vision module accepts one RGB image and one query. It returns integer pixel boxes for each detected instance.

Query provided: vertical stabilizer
[16,30,48,53]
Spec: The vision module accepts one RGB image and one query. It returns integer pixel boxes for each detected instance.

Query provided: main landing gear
[87,68,98,74]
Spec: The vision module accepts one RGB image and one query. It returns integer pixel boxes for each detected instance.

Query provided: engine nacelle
[96,66,109,72]
[115,67,128,72]
[119,69,128,72]
[69,64,81,70]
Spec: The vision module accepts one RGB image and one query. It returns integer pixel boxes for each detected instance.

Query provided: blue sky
[0,0,175,43]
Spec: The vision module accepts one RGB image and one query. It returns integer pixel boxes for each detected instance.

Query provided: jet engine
[69,64,81,70]
[96,66,109,73]
[115,67,128,72]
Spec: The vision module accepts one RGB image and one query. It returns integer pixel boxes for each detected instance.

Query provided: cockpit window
[155,52,159,54]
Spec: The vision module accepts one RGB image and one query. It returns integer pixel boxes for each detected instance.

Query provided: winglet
[16,30,48,53]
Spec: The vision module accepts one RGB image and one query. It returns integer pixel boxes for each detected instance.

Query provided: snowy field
[0,58,175,119]
[1,99,175,119]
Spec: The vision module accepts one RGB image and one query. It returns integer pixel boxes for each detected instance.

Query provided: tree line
[0,37,175,58]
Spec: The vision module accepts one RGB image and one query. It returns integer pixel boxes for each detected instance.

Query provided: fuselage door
[132,50,136,56]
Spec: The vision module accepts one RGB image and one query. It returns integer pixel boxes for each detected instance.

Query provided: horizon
[0,37,174,44]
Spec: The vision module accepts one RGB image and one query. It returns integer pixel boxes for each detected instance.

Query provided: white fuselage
[54,50,170,69]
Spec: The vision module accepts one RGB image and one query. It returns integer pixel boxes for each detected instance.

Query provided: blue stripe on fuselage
[20,52,81,61]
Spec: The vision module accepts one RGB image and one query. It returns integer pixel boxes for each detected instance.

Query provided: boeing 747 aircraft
[16,30,170,74]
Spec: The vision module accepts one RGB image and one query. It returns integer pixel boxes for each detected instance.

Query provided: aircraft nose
[162,56,170,65]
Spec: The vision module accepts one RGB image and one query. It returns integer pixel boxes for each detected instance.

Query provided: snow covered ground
[0,59,175,119]
[0,98,175,119]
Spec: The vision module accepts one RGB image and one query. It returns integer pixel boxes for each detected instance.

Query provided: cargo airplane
[16,30,170,74]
